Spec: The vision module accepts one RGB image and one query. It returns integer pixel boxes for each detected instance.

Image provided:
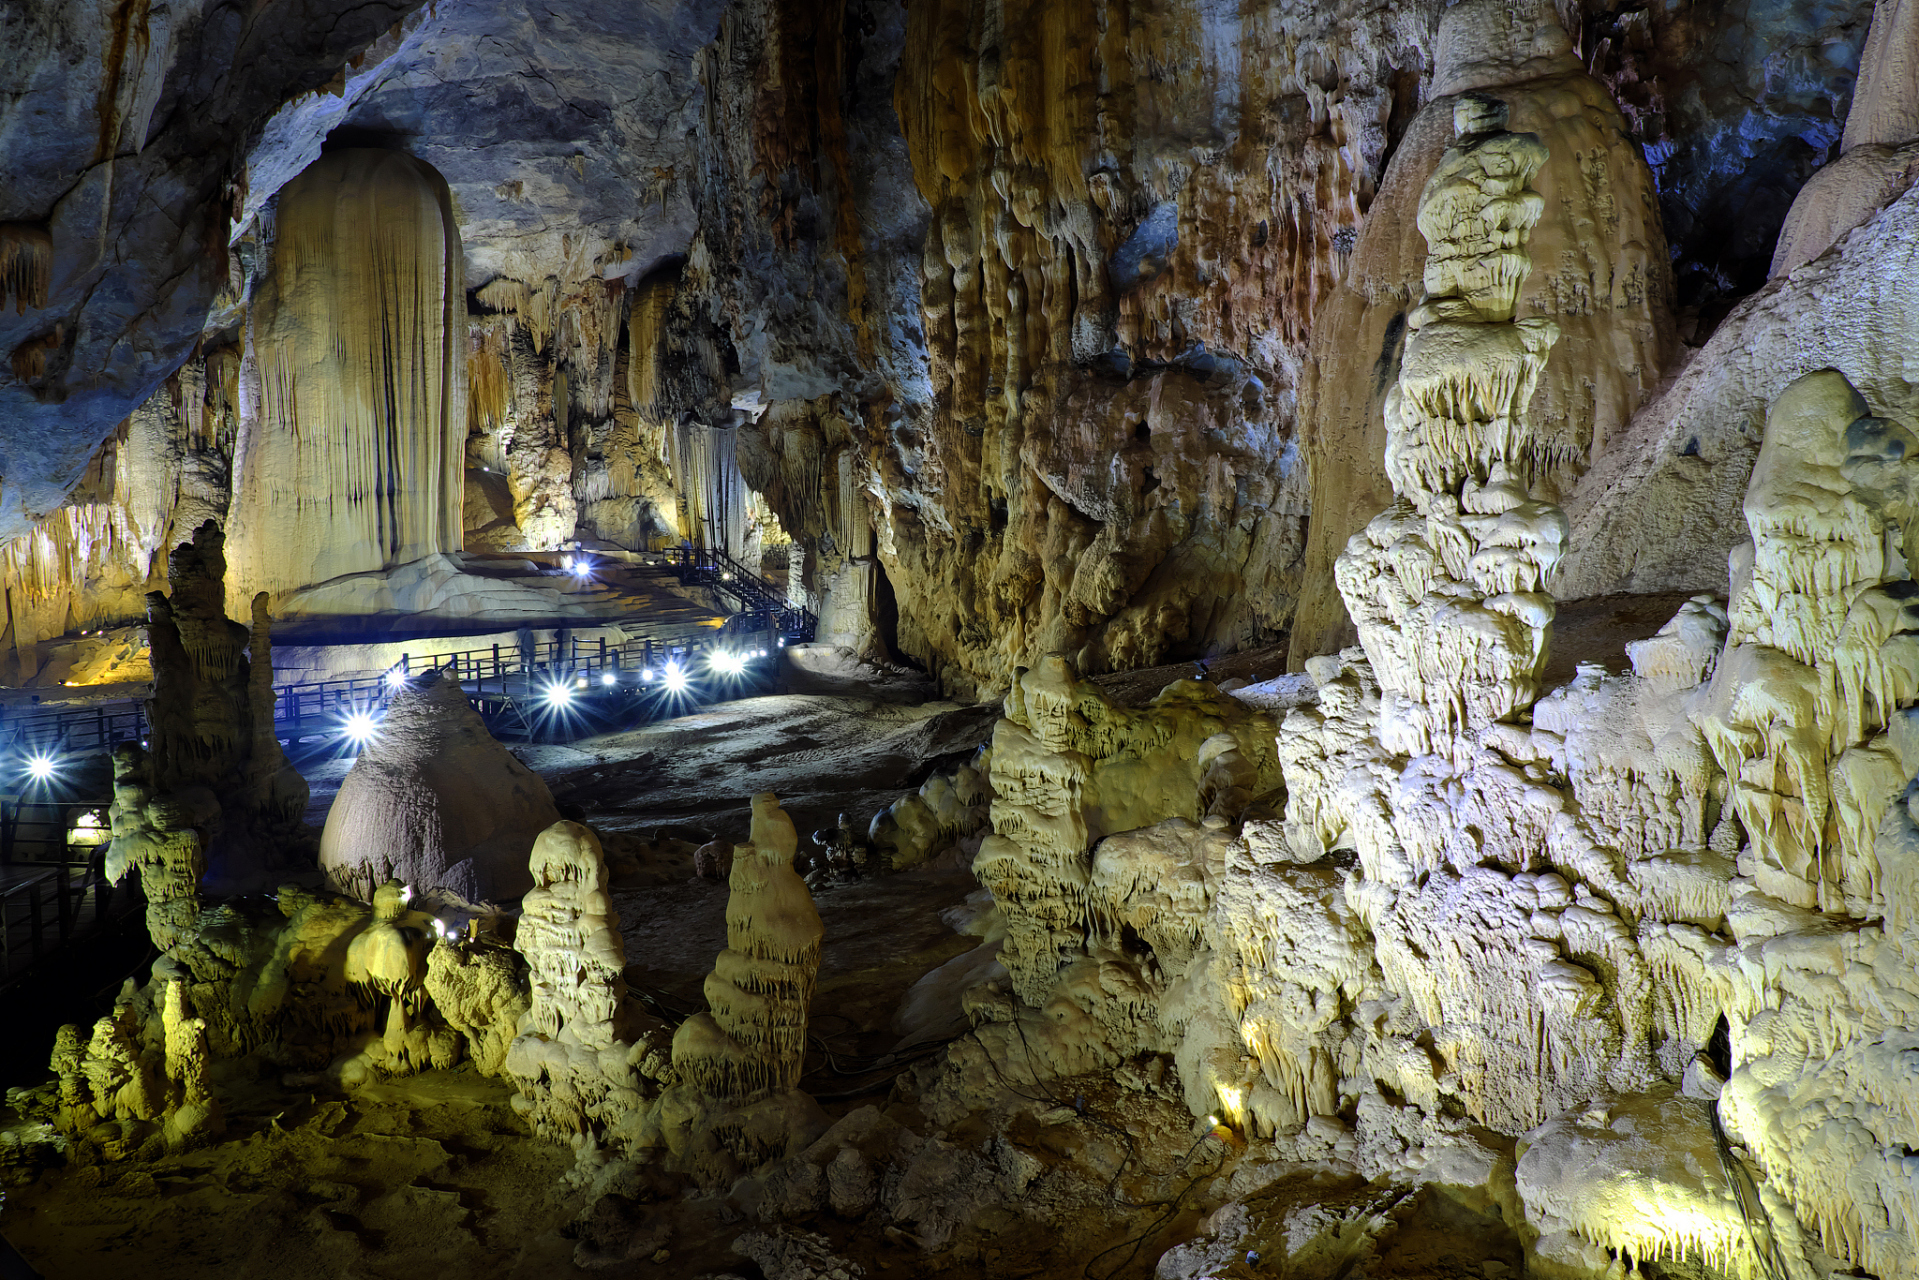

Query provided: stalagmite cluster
[956,76,1919,1279]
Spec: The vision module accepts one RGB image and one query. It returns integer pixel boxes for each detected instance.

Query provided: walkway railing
[0,797,133,985]
[0,549,812,765]
[661,545,818,642]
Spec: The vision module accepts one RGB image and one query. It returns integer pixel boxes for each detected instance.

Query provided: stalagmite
[138,519,310,879]
[1335,91,1563,760]
[320,669,562,902]
[671,794,821,1100]
[226,149,467,607]
[867,746,994,871]
[657,794,832,1179]
[506,821,650,1155]
[159,981,221,1148]
[424,938,531,1077]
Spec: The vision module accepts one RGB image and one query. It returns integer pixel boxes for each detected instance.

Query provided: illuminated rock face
[226,149,466,609]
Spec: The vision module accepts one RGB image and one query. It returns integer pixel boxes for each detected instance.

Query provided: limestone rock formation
[0,0,422,546]
[109,520,308,890]
[976,657,1281,1009]
[1772,0,1919,277]
[424,937,532,1078]
[1560,0,1919,602]
[1292,0,1674,661]
[319,669,563,902]
[662,794,829,1178]
[1561,181,1919,600]
[225,149,465,609]
[507,821,650,1155]
[672,794,823,1102]
[950,154,1919,1280]
[1333,90,1563,760]
[866,746,993,871]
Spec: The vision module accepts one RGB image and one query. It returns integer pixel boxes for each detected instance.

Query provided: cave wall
[0,0,1899,678]
[686,0,1882,691]
[0,0,430,543]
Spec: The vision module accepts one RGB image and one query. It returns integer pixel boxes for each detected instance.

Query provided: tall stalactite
[226,148,467,609]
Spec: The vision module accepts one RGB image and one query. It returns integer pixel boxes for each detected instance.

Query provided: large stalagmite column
[227,149,467,609]
[672,793,823,1101]
[1334,93,1565,762]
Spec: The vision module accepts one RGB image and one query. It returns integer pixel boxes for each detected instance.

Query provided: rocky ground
[0,645,1592,1279]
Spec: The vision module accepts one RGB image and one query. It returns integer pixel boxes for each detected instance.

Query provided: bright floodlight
[572,557,593,577]
[640,667,654,682]
[662,663,689,694]
[342,709,381,745]
[384,670,407,689]
[600,672,616,687]
[26,754,56,781]
[543,680,574,707]
[710,651,747,677]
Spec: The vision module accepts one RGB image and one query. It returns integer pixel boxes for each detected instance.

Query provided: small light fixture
[600,672,616,686]
[342,709,381,746]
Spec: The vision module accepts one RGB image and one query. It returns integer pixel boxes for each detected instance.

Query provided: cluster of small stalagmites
[671,795,823,1104]
[866,744,994,872]
[46,979,222,1160]
[1260,369,1919,1275]
[1334,93,1564,760]
[506,821,650,1153]
[974,657,1282,1007]
[340,880,457,1076]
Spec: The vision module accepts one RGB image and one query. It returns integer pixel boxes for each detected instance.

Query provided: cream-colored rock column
[1333,92,1564,761]
[227,148,467,609]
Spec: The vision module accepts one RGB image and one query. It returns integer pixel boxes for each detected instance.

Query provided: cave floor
[1,665,1550,1280]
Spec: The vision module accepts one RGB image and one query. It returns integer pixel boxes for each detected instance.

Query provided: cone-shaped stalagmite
[672,794,824,1101]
